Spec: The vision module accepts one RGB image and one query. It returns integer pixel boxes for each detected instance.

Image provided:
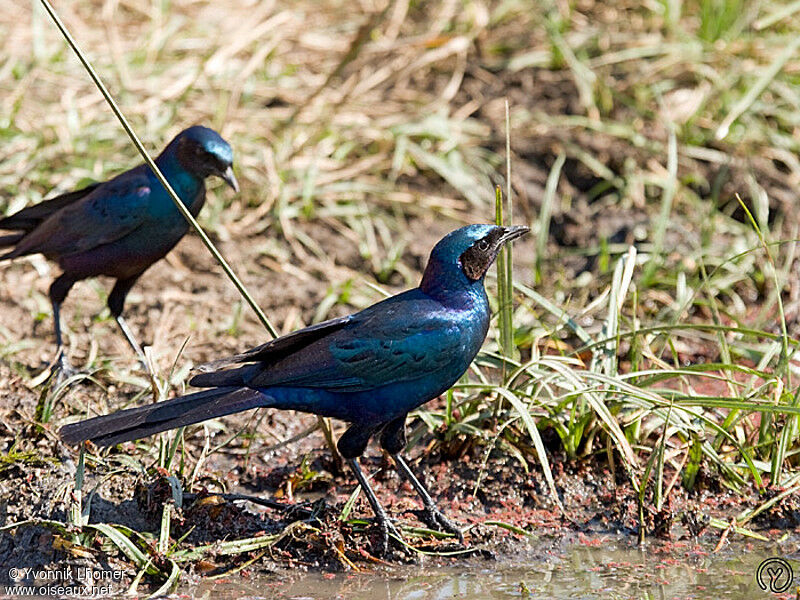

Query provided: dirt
[1,330,798,596]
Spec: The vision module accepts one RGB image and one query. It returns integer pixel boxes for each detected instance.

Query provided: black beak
[497,225,530,246]
[220,165,239,193]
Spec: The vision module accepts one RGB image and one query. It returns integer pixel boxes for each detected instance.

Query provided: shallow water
[188,537,800,600]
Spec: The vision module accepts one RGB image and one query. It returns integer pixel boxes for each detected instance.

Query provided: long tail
[0,233,24,248]
[60,387,265,447]
[0,234,25,260]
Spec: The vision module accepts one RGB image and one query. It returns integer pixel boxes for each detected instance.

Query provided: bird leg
[346,457,404,556]
[337,424,406,555]
[114,314,151,374]
[380,416,464,543]
[48,275,79,383]
[50,300,78,382]
[108,275,151,376]
[391,453,464,543]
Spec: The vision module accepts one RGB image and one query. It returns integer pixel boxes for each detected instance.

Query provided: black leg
[51,299,66,358]
[48,274,77,381]
[108,275,150,373]
[379,416,464,542]
[392,453,464,543]
[346,457,403,556]
[337,424,407,555]
[379,416,407,454]
[114,314,149,370]
[51,300,78,380]
[337,423,377,459]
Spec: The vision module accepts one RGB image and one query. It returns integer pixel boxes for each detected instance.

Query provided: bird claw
[284,499,323,522]
[49,353,81,388]
[417,505,465,544]
[372,515,407,557]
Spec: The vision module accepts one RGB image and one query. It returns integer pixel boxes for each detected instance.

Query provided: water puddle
[188,537,799,599]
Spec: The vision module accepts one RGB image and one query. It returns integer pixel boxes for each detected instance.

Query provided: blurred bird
[0,126,238,378]
[60,223,529,553]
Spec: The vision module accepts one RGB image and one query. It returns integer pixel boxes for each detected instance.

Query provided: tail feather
[60,387,266,447]
[189,363,261,387]
[0,233,24,248]
[0,234,25,260]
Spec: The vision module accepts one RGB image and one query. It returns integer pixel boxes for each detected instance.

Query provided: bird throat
[459,246,497,281]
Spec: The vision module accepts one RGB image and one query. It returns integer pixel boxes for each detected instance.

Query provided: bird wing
[0,183,100,233]
[192,315,353,376]
[9,168,152,258]
[189,291,465,393]
[246,292,465,392]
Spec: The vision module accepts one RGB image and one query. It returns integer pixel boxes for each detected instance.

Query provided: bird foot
[415,505,465,544]
[371,514,408,557]
[284,499,325,522]
[49,354,82,388]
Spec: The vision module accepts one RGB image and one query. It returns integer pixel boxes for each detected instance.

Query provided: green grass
[1,0,799,589]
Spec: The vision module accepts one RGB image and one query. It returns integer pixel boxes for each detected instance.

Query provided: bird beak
[220,166,239,193]
[498,225,530,246]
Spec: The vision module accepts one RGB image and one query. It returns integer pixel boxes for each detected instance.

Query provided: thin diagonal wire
[38,0,278,339]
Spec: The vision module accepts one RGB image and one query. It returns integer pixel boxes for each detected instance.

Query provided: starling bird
[61,224,529,553]
[1,126,238,377]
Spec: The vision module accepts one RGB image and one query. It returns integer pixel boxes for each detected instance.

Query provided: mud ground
[1,347,798,595]
[1,189,798,595]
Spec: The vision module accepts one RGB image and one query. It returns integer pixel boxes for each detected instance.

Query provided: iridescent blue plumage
[0,125,238,375]
[180,225,509,427]
[60,223,529,552]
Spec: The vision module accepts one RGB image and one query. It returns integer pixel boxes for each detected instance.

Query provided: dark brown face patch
[459,228,506,281]
[176,137,229,177]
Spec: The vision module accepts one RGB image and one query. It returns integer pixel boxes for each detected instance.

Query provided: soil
[0,161,798,595]
[1,311,798,596]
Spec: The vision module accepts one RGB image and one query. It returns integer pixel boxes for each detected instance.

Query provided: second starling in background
[0,125,239,379]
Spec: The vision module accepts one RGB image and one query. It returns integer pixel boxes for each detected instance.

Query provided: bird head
[172,126,239,192]
[421,224,529,294]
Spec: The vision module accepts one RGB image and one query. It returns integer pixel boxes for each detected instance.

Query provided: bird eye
[477,239,489,252]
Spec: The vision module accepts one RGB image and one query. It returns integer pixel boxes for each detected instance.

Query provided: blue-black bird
[60,224,529,552]
[0,126,238,377]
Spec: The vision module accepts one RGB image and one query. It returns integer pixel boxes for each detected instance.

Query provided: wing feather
[0,183,100,232]
[248,293,462,391]
[189,291,463,394]
[189,315,353,387]
[7,169,151,258]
